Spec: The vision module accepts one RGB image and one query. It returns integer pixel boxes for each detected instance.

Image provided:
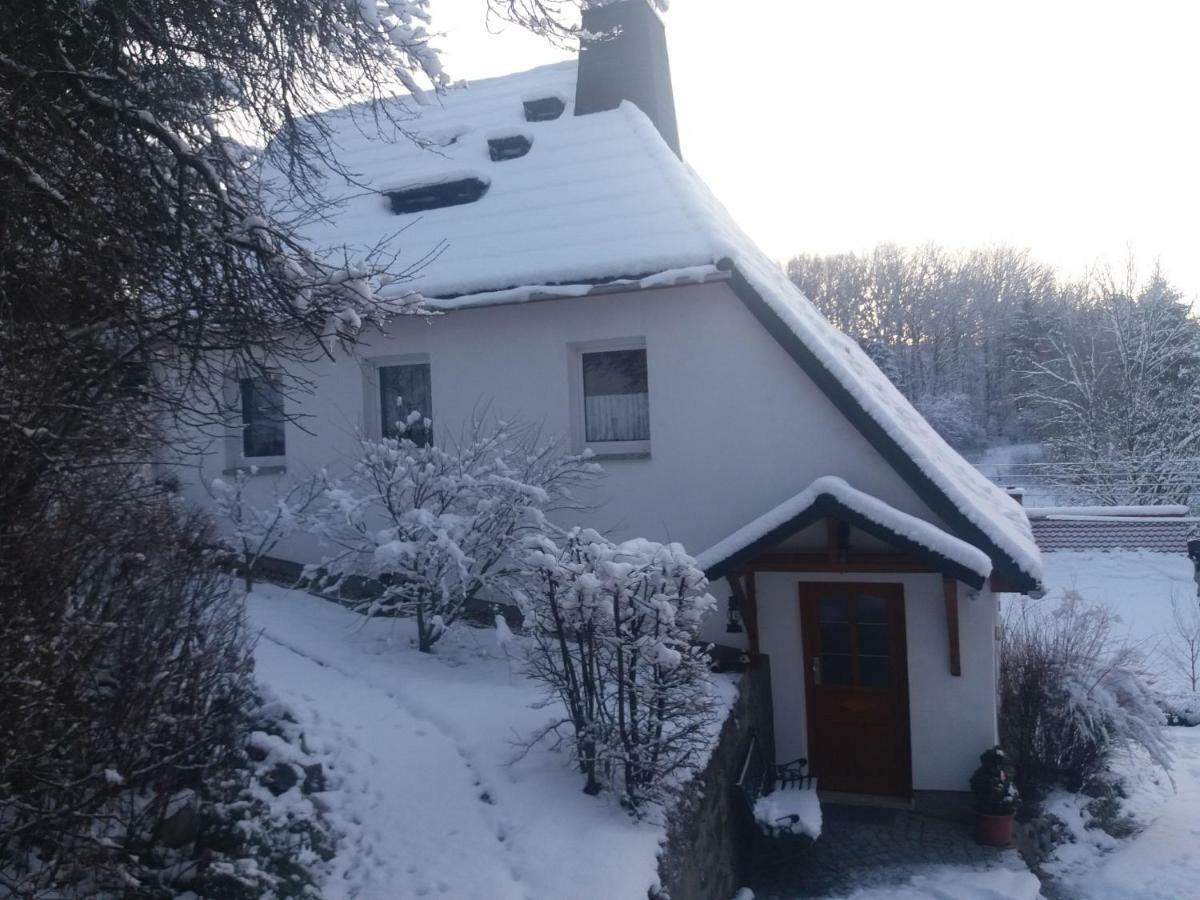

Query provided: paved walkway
[749,803,1011,898]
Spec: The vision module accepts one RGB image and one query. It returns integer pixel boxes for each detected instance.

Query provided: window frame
[569,337,651,458]
[362,353,433,442]
[224,373,287,472]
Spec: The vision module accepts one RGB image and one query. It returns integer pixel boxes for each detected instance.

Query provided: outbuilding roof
[266,62,1042,589]
[1027,507,1198,554]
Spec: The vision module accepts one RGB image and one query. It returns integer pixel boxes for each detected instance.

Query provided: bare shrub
[519,529,718,812]
[0,471,256,895]
[211,467,323,592]
[1163,589,1200,693]
[999,590,1171,803]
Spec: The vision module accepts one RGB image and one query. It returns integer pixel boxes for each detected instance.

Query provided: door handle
[812,656,822,686]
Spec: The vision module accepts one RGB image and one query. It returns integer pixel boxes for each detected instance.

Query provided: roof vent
[384,177,489,214]
[523,97,565,122]
[488,135,532,162]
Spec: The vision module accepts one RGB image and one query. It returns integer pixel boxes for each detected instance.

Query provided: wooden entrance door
[800,583,911,797]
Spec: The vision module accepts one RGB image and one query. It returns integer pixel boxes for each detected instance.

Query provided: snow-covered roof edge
[696,475,994,588]
[1027,505,1191,518]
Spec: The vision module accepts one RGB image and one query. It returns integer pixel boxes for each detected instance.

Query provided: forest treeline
[787,246,1200,507]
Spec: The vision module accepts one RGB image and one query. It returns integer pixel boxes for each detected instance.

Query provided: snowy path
[255,635,527,899]
[247,585,675,900]
[1063,728,1200,900]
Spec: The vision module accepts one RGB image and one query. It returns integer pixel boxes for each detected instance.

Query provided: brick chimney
[575,0,681,156]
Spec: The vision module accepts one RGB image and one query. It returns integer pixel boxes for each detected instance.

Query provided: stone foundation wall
[656,656,774,900]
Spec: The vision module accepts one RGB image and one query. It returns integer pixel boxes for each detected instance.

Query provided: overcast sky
[432,1,1200,296]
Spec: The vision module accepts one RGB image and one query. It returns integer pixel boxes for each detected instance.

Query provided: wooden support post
[943,575,961,676]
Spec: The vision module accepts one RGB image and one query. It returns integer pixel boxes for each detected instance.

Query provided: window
[579,345,650,454]
[488,135,532,162]
[239,376,286,458]
[378,362,432,445]
[523,96,565,122]
[385,178,489,215]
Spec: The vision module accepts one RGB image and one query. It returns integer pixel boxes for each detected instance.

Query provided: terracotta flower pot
[974,810,1015,847]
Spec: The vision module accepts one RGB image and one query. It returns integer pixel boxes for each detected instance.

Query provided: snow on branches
[518,529,718,812]
[1000,590,1172,800]
[307,412,600,652]
[211,467,323,592]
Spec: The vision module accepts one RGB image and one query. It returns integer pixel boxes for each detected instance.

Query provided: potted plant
[969,746,1019,846]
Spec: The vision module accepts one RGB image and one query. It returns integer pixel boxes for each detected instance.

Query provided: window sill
[222,464,287,477]
[584,449,651,461]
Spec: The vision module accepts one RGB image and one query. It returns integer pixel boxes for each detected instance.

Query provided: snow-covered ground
[1041,727,1200,900]
[1010,551,1198,693]
[247,584,735,900]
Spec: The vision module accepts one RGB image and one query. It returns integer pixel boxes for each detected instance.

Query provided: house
[176,0,1043,807]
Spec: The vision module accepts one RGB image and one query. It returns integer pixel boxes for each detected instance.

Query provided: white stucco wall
[174,280,946,565]
[751,570,998,792]
[171,279,1001,791]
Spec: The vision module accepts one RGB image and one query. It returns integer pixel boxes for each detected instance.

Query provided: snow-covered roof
[272,61,1041,587]
[1027,507,1198,554]
[695,476,994,587]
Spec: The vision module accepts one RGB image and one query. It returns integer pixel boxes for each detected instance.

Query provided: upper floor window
[239,376,286,458]
[378,361,433,446]
[578,344,650,455]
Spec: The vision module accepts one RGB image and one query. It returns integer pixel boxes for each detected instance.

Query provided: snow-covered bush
[308,413,600,652]
[519,529,718,812]
[999,591,1172,802]
[1159,692,1200,727]
[211,467,323,592]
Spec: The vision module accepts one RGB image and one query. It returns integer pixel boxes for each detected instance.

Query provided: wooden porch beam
[748,553,936,574]
[943,575,962,677]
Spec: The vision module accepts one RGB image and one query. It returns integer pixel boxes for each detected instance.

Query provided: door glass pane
[857,623,890,657]
[857,593,888,623]
[822,654,853,685]
[820,622,851,654]
[818,593,850,622]
[859,655,890,687]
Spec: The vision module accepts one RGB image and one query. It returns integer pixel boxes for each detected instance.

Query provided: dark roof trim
[705,492,988,589]
[724,264,1037,593]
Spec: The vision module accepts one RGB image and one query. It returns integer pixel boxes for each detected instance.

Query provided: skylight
[488,135,532,162]
[522,97,565,122]
[385,178,490,215]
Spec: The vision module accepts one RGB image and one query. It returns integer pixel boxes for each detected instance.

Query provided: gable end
[725,264,1037,592]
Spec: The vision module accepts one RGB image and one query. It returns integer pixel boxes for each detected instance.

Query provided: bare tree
[1164,589,1200,693]
[211,467,324,592]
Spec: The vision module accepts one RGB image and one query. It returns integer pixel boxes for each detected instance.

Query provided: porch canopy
[695,476,994,677]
